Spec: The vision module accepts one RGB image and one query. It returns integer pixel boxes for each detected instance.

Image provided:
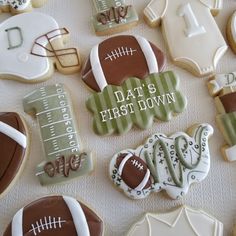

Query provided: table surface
[1,0,236,235]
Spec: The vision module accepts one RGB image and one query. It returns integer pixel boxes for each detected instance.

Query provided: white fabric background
[0,0,236,235]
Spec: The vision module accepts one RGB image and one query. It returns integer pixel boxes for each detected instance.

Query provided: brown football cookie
[0,112,28,198]
[4,195,103,236]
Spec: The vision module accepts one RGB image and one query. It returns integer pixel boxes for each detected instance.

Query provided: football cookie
[0,12,81,83]
[109,124,213,199]
[92,0,139,36]
[3,195,103,236]
[0,112,28,198]
[23,84,93,186]
[227,11,236,54]
[86,71,187,135]
[127,205,223,236]
[0,0,47,14]
[82,35,166,92]
[144,0,227,77]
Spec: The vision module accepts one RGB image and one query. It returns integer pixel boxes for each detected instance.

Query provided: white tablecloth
[0,0,236,235]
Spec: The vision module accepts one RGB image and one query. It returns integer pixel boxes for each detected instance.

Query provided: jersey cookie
[0,12,81,83]
[109,124,213,199]
[127,206,223,236]
[144,0,227,77]
[23,84,93,186]
[3,195,103,236]
[0,112,28,198]
[92,0,139,36]
[0,0,47,14]
[87,71,187,135]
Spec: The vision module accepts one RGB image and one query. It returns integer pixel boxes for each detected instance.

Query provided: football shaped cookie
[0,112,28,198]
[0,0,47,14]
[4,195,103,236]
[82,35,165,91]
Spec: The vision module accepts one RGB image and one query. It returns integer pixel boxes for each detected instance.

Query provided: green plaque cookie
[23,84,93,185]
[87,71,187,135]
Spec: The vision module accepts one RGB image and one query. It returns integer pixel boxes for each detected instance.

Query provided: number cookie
[127,206,223,236]
[23,84,93,186]
[109,124,213,199]
[0,12,81,83]
[0,112,29,198]
[144,0,227,77]
[0,0,47,14]
[91,0,139,36]
[3,195,103,236]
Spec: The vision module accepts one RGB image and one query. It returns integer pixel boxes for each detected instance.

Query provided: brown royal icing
[219,91,236,113]
[82,35,165,91]
[0,112,26,195]
[4,196,103,236]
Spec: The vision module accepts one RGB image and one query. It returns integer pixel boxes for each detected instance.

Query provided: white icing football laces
[29,217,66,235]
[118,153,151,191]
[105,47,137,61]
[0,121,27,148]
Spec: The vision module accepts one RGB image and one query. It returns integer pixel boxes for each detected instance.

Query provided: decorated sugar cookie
[0,12,81,83]
[23,84,93,186]
[109,124,213,199]
[0,112,29,197]
[144,0,227,77]
[208,74,236,161]
[127,206,223,236]
[92,0,139,36]
[3,195,103,236]
[0,0,47,14]
[227,11,236,54]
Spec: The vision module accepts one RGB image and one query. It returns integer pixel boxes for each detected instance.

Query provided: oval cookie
[82,35,165,91]
[3,195,103,236]
[0,112,28,197]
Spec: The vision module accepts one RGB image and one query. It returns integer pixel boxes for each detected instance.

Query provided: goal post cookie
[109,124,213,199]
[144,0,227,77]
[127,205,223,236]
[0,112,29,198]
[92,0,139,36]
[0,12,81,83]
[3,195,103,236]
[0,0,47,14]
[23,84,93,186]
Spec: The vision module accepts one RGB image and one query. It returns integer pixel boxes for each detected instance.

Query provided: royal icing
[0,12,81,82]
[109,124,213,199]
[82,35,166,92]
[92,0,139,35]
[23,84,93,185]
[208,72,236,96]
[127,206,223,236]
[0,0,31,11]
[4,195,103,236]
[144,0,227,77]
[228,11,236,52]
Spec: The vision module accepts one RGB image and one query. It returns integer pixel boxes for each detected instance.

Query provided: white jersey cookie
[0,12,81,83]
[127,206,223,236]
[144,0,227,77]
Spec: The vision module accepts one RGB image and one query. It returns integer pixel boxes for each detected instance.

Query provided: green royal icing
[23,84,93,186]
[216,112,236,146]
[92,0,139,34]
[87,71,187,135]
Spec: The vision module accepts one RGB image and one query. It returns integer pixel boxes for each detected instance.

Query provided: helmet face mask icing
[0,12,81,82]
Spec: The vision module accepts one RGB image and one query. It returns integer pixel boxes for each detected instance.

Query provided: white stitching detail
[105,47,137,61]
[29,217,66,235]
[131,159,144,171]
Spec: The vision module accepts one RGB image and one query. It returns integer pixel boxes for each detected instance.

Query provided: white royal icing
[0,12,61,81]
[0,0,31,10]
[127,206,223,236]
[118,153,133,175]
[0,121,27,148]
[144,0,227,76]
[110,124,213,199]
[230,11,236,44]
[224,145,236,162]
[134,35,159,74]
[11,208,23,236]
[63,196,90,236]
